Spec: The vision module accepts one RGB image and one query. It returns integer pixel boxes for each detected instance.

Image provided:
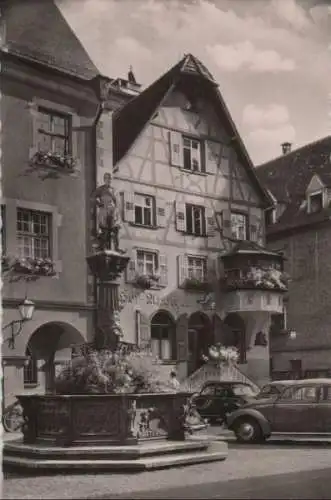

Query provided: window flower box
[224,266,289,292]
[182,277,210,292]
[31,151,77,172]
[134,273,160,290]
[11,257,56,277]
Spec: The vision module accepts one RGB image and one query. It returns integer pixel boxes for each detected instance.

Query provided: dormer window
[308,191,324,214]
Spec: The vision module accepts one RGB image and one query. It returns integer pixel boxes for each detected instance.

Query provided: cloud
[248,124,296,147]
[270,0,311,31]
[242,104,290,128]
[206,41,295,73]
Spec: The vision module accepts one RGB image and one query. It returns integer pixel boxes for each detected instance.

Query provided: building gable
[306,174,325,194]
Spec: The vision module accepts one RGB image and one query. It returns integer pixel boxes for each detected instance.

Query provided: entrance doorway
[188,312,213,375]
[223,313,246,364]
[150,311,176,361]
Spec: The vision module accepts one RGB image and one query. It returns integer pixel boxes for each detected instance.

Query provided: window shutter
[139,312,150,349]
[125,250,137,283]
[156,198,167,227]
[169,131,183,167]
[123,191,135,223]
[205,140,218,175]
[176,313,189,362]
[71,114,82,172]
[175,201,186,232]
[158,253,168,287]
[222,209,232,239]
[205,207,216,237]
[178,254,188,286]
[28,101,40,159]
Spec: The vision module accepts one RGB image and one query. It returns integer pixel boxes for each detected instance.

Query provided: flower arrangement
[54,347,178,395]
[31,151,77,171]
[11,256,56,276]
[202,343,239,365]
[225,266,289,291]
[182,277,209,291]
[134,273,160,289]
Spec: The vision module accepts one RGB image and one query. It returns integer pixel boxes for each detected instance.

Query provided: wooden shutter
[71,114,81,172]
[175,201,187,232]
[205,207,216,237]
[256,217,264,245]
[28,101,40,159]
[169,131,183,167]
[222,209,232,239]
[156,198,167,227]
[205,140,218,175]
[158,253,168,287]
[176,313,189,362]
[123,191,135,223]
[178,254,188,286]
[139,312,150,349]
[125,250,137,283]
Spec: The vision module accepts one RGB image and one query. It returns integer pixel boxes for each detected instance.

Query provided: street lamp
[3,297,35,349]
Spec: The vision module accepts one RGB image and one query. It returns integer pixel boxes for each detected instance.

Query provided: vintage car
[190,381,258,425]
[226,378,331,443]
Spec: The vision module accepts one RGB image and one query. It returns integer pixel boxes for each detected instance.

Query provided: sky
[58,0,331,165]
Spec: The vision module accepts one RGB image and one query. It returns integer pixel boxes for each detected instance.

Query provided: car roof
[269,378,331,386]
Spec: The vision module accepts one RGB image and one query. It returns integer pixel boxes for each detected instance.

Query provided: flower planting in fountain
[202,344,240,365]
[55,347,178,395]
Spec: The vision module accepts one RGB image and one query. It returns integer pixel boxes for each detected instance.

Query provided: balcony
[222,267,289,293]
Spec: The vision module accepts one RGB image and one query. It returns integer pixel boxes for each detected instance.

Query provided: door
[194,384,218,419]
[271,384,320,433]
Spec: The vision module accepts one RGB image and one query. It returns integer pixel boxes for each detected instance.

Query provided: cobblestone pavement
[3,445,331,499]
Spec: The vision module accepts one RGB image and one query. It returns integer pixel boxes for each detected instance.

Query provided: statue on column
[91,172,124,253]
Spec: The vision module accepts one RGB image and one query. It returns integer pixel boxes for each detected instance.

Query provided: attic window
[308,191,323,214]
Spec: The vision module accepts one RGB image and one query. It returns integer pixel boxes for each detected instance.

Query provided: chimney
[281,142,292,155]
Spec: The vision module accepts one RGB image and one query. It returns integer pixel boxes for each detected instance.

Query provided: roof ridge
[257,135,331,169]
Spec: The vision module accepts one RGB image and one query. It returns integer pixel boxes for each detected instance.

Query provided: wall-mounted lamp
[289,330,297,340]
[3,297,35,349]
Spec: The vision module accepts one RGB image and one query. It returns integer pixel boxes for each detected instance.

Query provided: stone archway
[25,322,85,393]
[188,312,213,375]
[223,313,246,364]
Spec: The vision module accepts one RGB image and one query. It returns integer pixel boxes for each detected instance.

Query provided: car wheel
[234,417,264,444]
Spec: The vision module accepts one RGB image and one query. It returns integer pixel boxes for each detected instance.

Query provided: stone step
[3,439,211,461]
[3,441,228,472]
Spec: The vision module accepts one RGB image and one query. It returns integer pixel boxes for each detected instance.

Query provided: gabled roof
[1,0,99,80]
[256,136,331,234]
[113,53,271,208]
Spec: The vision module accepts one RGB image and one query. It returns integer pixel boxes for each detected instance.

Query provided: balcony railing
[223,266,289,292]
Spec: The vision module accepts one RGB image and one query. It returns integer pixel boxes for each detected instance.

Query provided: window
[308,192,323,213]
[186,204,205,236]
[151,312,176,360]
[38,107,71,155]
[323,385,331,401]
[134,194,155,226]
[280,385,317,402]
[24,346,38,386]
[187,255,206,281]
[183,136,203,172]
[201,385,216,396]
[136,249,158,276]
[17,209,51,259]
[231,212,247,240]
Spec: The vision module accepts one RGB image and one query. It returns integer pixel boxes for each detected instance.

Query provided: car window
[323,385,331,401]
[201,385,216,396]
[214,386,230,397]
[260,385,280,396]
[280,385,318,402]
[232,384,256,397]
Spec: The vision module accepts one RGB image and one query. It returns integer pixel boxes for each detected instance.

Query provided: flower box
[224,267,289,292]
[31,151,77,172]
[182,278,210,292]
[7,256,56,277]
[134,274,160,290]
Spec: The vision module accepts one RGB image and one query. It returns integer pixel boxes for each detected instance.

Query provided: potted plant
[134,273,160,289]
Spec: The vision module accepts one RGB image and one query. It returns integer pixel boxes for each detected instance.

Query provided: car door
[193,384,217,419]
[318,384,331,434]
[271,384,320,433]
